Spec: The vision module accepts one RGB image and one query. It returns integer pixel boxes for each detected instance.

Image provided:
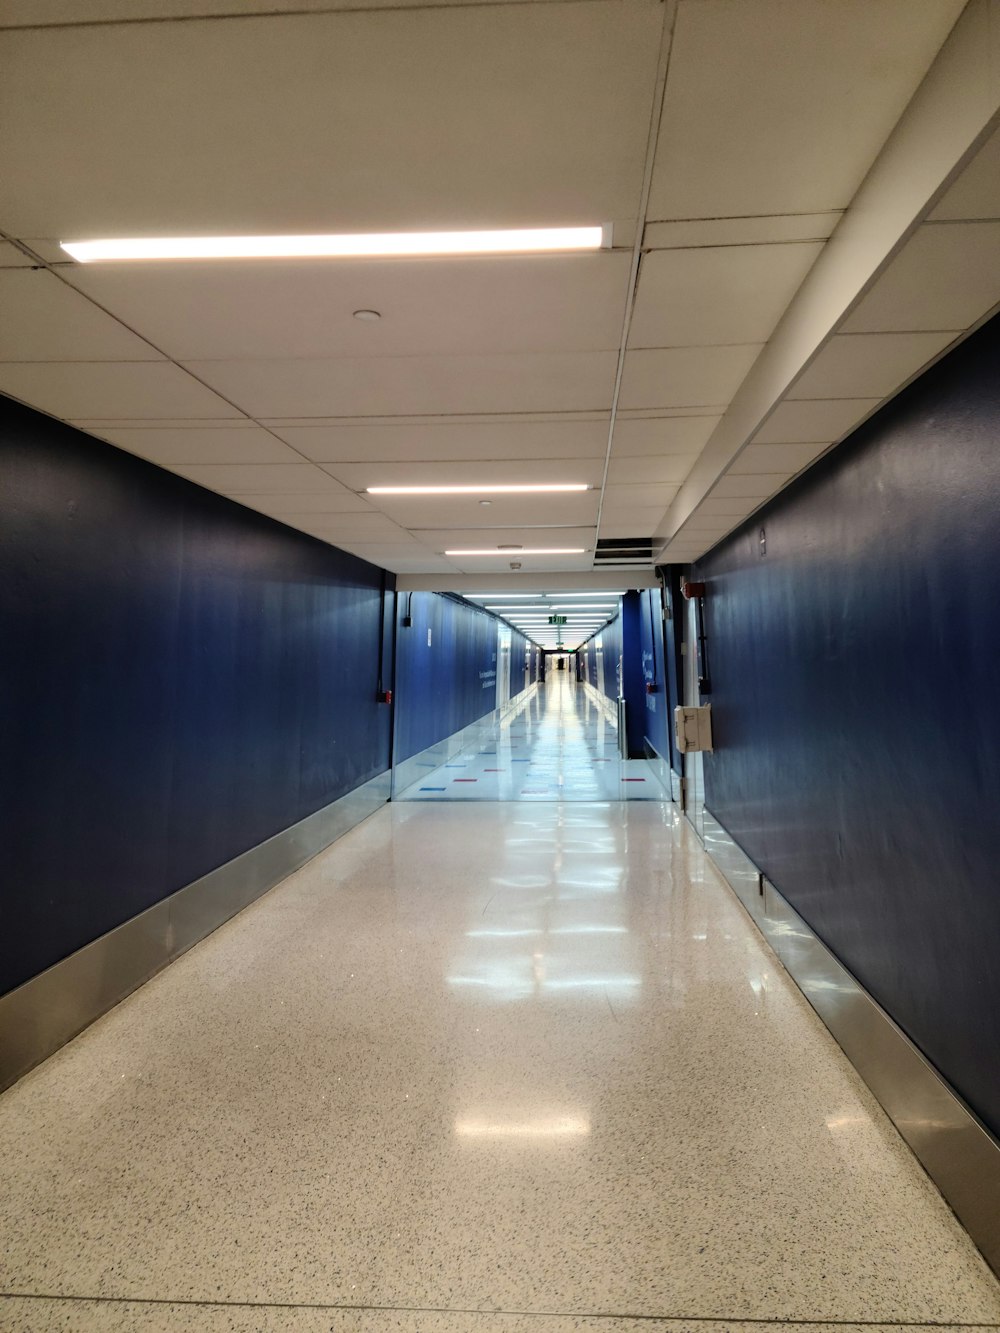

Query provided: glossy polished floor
[3,803,1000,1331]
[397,674,669,801]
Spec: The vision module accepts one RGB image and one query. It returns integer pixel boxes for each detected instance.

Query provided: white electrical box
[674,704,713,753]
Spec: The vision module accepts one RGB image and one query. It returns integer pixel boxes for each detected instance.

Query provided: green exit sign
[548,615,567,625]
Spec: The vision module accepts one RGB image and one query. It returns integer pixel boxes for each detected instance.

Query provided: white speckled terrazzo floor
[2,689,1000,1331]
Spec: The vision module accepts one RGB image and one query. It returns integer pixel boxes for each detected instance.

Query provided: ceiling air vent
[594,537,654,566]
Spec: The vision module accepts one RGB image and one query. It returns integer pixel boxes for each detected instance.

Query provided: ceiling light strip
[445,548,586,556]
[61,227,607,264]
[367,484,589,495]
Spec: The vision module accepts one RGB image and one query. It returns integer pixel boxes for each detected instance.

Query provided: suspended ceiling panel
[647,0,966,220]
[628,243,823,348]
[841,222,1000,333]
[0,361,235,418]
[268,421,612,464]
[786,331,959,400]
[0,270,161,361]
[63,255,632,361]
[0,0,549,20]
[167,463,354,493]
[608,416,721,456]
[0,1,661,235]
[618,345,762,411]
[364,500,599,532]
[87,425,307,466]
[180,352,620,419]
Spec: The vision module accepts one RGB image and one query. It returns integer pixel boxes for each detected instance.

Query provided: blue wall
[0,398,393,997]
[393,594,499,762]
[696,313,1000,1140]
[637,588,673,763]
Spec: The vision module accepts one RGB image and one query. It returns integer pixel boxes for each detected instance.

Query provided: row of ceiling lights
[465,590,621,647]
[59,228,610,562]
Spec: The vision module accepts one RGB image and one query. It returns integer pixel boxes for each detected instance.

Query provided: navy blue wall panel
[393,593,498,762]
[601,616,622,703]
[696,314,1000,1139]
[621,593,647,757]
[0,399,392,997]
[638,588,672,762]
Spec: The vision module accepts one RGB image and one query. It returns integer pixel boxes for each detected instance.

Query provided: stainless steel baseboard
[0,770,391,1093]
[701,809,1000,1279]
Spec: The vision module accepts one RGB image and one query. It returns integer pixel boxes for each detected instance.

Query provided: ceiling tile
[81,425,303,465]
[729,442,830,475]
[710,474,786,500]
[410,525,595,550]
[648,0,965,219]
[787,331,958,400]
[63,254,631,361]
[227,491,374,515]
[0,270,161,361]
[605,455,692,485]
[0,361,235,419]
[367,493,599,530]
[0,241,32,267]
[752,397,880,444]
[643,214,842,248]
[184,352,618,418]
[269,420,611,463]
[598,511,666,537]
[287,513,413,541]
[0,2,660,235]
[695,497,759,518]
[0,1,562,23]
[610,415,720,456]
[929,123,1000,220]
[168,463,350,493]
[618,345,761,410]
[629,243,822,347]
[601,482,678,509]
[841,222,1000,333]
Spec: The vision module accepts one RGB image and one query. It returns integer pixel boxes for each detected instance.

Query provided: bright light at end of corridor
[61,227,608,263]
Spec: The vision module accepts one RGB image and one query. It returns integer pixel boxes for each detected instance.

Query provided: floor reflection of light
[552,925,627,935]
[455,1114,590,1139]
[826,1114,868,1133]
[543,977,640,991]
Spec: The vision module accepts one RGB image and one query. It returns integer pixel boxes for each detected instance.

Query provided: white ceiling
[1,0,994,582]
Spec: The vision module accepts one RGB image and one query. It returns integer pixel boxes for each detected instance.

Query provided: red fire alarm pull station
[682,580,706,599]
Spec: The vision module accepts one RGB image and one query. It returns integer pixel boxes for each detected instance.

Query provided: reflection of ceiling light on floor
[454,1114,590,1138]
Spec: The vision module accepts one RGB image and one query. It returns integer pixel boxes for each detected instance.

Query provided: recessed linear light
[60,226,608,264]
[446,548,586,556]
[367,484,589,495]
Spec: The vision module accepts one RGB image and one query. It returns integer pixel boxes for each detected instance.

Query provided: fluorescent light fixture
[446,548,586,556]
[366,484,588,495]
[61,226,607,264]
[464,593,537,598]
[547,591,626,597]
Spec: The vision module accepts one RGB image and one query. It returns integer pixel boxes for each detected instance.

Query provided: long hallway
[397,673,668,802]
[2,791,1000,1329]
